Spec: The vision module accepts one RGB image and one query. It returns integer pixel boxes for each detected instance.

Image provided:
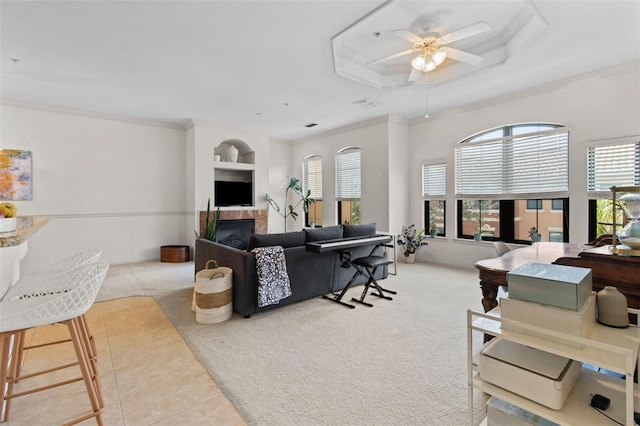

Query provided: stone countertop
[0,216,50,248]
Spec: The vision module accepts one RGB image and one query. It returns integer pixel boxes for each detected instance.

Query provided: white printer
[478,338,581,410]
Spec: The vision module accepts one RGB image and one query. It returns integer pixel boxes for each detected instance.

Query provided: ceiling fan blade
[366,49,415,66]
[408,67,422,82]
[392,29,423,43]
[439,21,491,45]
[441,46,484,65]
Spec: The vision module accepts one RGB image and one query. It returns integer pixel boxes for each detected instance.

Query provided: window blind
[303,156,323,199]
[422,163,446,198]
[587,142,640,192]
[335,148,361,200]
[455,127,569,199]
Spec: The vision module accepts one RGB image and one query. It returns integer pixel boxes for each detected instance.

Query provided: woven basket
[193,259,233,324]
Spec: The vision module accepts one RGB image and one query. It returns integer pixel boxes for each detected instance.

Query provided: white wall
[1,101,188,269]
[290,117,395,232]
[268,139,293,233]
[188,120,270,242]
[387,117,411,234]
[408,61,640,268]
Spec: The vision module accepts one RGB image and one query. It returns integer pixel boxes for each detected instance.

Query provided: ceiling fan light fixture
[433,49,447,66]
[411,54,427,70]
[423,56,436,72]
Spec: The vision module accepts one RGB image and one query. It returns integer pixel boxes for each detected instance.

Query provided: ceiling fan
[367,21,491,82]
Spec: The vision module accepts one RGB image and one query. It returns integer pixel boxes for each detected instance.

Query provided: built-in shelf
[213,140,256,208]
[213,161,255,171]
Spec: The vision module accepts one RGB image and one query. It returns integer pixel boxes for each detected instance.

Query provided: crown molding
[1,99,184,130]
[183,118,270,137]
[293,115,392,144]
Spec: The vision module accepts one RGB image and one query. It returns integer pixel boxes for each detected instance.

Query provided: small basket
[193,260,233,324]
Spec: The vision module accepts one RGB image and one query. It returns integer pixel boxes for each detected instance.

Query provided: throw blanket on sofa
[252,246,292,307]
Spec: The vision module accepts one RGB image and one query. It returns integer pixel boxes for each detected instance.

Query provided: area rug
[131,261,490,425]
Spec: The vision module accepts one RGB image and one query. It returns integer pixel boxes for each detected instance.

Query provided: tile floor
[2,297,245,425]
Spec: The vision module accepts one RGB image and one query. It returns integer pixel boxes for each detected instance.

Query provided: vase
[531,235,542,243]
[597,286,629,328]
[0,217,16,233]
[405,253,416,264]
[224,145,239,163]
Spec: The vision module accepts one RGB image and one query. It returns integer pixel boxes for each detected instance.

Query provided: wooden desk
[476,242,640,312]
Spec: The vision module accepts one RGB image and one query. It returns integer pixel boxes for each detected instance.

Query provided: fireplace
[199,209,268,242]
[216,219,255,249]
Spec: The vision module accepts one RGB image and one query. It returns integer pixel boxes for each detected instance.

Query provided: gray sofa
[194,224,389,317]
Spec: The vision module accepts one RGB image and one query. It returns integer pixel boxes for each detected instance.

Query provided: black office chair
[349,255,395,307]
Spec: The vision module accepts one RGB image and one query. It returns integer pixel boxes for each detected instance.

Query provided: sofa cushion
[343,223,377,238]
[304,225,344,242]
[246,231,306,252]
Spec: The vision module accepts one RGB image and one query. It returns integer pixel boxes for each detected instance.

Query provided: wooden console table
[475,242,640,313]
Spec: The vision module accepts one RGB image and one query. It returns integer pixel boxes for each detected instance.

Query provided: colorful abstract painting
[0,149,32,200]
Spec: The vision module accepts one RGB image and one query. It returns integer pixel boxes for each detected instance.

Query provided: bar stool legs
[1,318,104,425]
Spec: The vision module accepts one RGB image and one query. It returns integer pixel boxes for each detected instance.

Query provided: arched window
[303,155,323,226]
[455,123,569,243]
[336,147,361,224]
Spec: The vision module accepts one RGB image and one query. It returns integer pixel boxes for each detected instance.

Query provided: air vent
[304,123,318,128]
[352,98,380,108]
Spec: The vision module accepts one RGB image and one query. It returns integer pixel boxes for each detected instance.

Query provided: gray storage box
[507,263,592,311]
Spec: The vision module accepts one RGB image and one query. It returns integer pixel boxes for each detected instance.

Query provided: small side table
[160,245,190,263]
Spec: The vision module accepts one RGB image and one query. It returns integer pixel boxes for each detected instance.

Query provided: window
[336,147,361,224]
[457,198,568,242]
[422,163,446,236]
[455,123,569,242]
[303,155,323,227]
[587,140,640,240]
[526,200,542,210]
[549,231,564,242]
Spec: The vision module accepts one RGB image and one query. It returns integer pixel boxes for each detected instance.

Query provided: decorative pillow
[246,231,305,252]
[343,223,377,238]
[304,225,344,242]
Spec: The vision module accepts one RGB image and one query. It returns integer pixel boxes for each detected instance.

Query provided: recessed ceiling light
[304,123,318,128]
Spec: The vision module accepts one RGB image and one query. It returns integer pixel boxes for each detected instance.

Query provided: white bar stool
[12,248,103,288]
[2,248,104,376]
[0,261,109,425]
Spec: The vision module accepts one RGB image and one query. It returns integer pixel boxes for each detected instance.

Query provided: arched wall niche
[214,139,255,164]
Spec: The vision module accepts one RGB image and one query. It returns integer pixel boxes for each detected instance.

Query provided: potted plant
[266,176,315,232]
[397,224,429,263]
[529,226,542,242]
[195,198,220,242]
[473,223,483,241]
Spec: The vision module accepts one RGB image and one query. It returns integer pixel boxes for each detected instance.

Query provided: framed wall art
[0,149,33,200]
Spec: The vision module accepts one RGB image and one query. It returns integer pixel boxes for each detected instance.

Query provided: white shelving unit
[467,308,640,426]
[213,160,255,171]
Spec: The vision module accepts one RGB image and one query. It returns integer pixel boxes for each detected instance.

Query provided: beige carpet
[99,260,488,425]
